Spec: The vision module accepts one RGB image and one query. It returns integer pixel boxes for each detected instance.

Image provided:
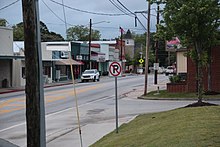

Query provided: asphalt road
[1,74,219,146]
[0,74,166,131]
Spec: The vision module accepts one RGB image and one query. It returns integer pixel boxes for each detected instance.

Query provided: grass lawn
[91,106,220,147]
[141,90,220,100]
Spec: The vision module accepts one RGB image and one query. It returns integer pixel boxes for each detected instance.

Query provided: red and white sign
[109,62,122,77]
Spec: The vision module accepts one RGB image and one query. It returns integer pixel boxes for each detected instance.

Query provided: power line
[108,0,133,17]
[42,0,65,24]
[61,0,68,38]
[116,0,135,16]
[49,0,126,16]
[0,0,20,11]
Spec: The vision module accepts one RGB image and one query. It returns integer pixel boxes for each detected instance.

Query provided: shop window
[43,66,51,78]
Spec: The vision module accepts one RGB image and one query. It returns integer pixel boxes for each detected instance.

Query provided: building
[168,45,220,93]
[0,27,24,88]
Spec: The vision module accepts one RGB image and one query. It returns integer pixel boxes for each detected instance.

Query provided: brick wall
[167,83,187,93]
[187,46,220,92]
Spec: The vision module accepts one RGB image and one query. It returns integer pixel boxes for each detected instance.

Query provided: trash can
[2,79,8,88]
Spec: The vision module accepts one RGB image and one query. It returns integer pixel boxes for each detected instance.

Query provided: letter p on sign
[109,62,122,77]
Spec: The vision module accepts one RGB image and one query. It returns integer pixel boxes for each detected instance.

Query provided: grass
[91,106,220,147]
[141,90,220,100]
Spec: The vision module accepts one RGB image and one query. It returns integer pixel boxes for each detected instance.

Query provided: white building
[0,27,15,88]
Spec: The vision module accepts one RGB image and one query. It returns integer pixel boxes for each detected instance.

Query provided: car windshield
[83,70,95,74]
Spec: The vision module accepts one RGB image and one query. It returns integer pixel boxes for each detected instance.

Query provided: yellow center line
[0,84,103,115]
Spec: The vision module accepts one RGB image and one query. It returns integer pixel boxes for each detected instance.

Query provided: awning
[55,59,83,65]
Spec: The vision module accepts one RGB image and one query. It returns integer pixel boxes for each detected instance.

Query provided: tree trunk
[207,48,212,91]
[195,42,203,103]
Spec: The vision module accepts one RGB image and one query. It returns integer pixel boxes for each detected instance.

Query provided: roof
[0,55,25,59]
[55,59,83,65]
[124,29,132,39]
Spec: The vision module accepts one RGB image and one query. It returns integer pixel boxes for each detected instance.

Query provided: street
[1,74,219,147]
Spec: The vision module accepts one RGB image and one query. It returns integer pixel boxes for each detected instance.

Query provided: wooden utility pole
[22,0,46,146]
[154,3,160,85]
[89,19,92,69]
[144,0,151,96]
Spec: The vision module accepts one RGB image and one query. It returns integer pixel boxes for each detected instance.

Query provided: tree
[160,0,220,102]
[0,19,7,26]
[67,25,101,41]
[13,22,24,41]
[13,21,64,41]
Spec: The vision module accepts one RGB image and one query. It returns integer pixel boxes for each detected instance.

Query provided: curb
[137,96,220,101]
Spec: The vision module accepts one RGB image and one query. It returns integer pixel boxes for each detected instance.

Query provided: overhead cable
[49,0,126,16]
[0,0,20,11]
[108,0,133,17]
[116,0,135,16]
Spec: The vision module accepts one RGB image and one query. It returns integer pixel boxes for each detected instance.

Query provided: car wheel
[97,76,100,81]
[81,79,84,83]
[93,77,96,82]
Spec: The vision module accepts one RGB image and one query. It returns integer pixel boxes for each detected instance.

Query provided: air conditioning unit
[60,51,69,58]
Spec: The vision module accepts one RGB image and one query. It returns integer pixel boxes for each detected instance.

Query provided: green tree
[67,25,101,41]
[13,21,64,41]
[160,0,220,102]
[13,22,24,41]
[0,19,7,26]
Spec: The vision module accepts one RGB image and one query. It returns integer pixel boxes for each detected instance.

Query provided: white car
[81,69,100,82]
[165,66,175,75]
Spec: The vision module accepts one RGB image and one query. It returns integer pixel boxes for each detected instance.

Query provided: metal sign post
[115,76,118,133]
[109,62,122,133]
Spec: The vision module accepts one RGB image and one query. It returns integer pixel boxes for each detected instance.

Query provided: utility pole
[89,19,92,69]
[22,0,46,147]
[144,0,151,96]
[154,3,160,85]
[120,27,123,61]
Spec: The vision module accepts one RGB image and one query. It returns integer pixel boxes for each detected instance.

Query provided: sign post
[109,62,122,133]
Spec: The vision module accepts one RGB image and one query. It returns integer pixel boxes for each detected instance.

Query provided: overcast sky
[0,0,160,39]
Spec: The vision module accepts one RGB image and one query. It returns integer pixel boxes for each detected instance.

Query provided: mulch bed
[185,101,219,108]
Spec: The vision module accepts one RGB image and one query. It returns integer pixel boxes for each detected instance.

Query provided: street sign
[139,58,144,64]
[109,62,122,77]
[154,63,159,70]
[109,61,122,133]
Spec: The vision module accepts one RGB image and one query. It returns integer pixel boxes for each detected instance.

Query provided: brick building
[168,45,220,93]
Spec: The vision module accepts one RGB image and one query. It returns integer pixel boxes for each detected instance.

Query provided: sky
[0,0,160,40]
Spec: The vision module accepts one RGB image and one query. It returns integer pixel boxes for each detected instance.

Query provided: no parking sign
[109,62,122,77]
[109,61,122,133]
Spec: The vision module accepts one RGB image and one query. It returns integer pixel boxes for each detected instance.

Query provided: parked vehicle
[165,66,175,76]
[158,67,166,74]
[81,69,100,82]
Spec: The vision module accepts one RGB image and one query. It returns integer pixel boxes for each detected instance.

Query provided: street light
[88,19,110,69]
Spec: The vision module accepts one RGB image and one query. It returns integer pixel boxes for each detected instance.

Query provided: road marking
[0,93,114,133]
[0,122,26,133]
[0,84,103,115]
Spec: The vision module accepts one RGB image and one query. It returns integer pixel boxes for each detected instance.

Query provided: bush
[169,75,181,83]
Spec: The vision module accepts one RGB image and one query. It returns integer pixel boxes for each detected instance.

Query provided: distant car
[165,66,175,75]
[81,69,100,82]
[158,67,165,74]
